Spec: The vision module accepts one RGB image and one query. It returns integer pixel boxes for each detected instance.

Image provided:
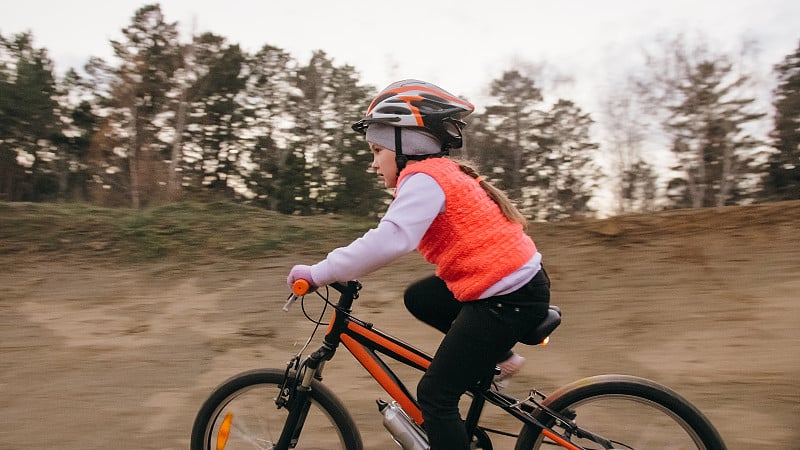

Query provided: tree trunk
[512,114,522,198]
[129,105,140,209]
[168,88,188,201]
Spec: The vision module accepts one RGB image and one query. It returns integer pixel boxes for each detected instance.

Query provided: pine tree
[480,70,545,200]
[240,45,298,211]
[0,31,60,201]
[534,99,599,221]
[634,34,766,209]
[108,4,182,207]
[80,57,132,206]
[51,69,98,201]
[285,51,379,215]
[294,51,338,213]
[666,59,764,207]
[764,40,800,200]
[325,66,384,217]
[179,33,246,200]
[474,70,600,221]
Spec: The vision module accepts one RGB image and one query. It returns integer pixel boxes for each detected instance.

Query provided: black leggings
[404,270,550,450]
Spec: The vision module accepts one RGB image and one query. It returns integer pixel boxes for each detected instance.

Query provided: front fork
[274,342,335,449]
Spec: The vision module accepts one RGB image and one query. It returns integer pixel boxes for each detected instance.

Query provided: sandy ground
[1,202,799,449]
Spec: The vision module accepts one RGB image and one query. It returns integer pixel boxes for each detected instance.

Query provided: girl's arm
[310,174,444,286]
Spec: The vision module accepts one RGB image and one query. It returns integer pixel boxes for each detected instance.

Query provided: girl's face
[369,143,399,188]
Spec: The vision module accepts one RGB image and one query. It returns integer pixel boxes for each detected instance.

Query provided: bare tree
[600,78,658,213]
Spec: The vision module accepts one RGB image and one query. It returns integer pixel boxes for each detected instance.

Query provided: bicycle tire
[191,368,363,450]
[514,374,726,450]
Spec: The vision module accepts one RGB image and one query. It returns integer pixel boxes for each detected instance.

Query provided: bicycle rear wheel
[514,374,726,450]
[191,368,362,450]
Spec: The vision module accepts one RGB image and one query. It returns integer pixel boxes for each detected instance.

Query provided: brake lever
[282,293,300,312]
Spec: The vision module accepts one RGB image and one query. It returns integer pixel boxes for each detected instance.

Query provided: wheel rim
[534,394,710,449]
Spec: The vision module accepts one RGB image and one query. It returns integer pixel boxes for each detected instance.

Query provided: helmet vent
[416,99,448,111]
[375,106,411,115]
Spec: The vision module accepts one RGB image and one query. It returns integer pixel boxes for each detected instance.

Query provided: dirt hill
[1,200,798,449]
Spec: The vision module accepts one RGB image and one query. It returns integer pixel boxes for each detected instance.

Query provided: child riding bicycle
[287,79,550,450]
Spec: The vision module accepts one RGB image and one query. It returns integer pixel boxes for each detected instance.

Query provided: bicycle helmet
[352,79,475,152]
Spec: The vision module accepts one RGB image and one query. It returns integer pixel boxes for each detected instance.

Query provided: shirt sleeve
[310,173,445,286]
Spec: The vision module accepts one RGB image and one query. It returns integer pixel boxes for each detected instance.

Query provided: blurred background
[1,0,799,215]
[1,2,799,449]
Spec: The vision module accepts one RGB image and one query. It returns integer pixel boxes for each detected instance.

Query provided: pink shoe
[494,353,525,389]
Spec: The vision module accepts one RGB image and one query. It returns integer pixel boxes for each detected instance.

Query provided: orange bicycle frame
[293,281,579,450]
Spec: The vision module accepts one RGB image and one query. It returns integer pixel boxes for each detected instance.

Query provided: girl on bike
[288,79,550,450]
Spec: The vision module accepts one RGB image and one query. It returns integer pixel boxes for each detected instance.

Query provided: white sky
[2,0,798,111]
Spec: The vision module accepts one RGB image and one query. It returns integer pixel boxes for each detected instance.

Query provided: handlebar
[293,279,311,296]
[282,279,361,312]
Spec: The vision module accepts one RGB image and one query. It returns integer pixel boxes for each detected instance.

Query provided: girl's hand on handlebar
[283,265,318,312]
[287,265,318,293]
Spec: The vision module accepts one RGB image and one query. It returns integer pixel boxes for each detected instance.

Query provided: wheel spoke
[191,369,362,450]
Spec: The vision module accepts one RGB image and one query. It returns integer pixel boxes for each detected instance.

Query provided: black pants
[404,269,550,450]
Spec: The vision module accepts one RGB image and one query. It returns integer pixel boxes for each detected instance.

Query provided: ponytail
[457,162,529,230]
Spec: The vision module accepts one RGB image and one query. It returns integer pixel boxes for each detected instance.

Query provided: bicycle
[191,279,727,450]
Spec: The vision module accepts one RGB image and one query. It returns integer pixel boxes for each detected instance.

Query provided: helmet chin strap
[394,126,409,173]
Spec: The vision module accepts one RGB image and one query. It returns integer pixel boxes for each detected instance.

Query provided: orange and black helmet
[352,79,475,151]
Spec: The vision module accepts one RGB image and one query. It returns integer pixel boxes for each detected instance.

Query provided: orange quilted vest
[398,158,537,300]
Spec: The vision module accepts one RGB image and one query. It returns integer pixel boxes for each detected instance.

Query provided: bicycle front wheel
[515,374,726,450]
[191,368,362,450]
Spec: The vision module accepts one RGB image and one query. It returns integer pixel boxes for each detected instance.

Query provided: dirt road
[1,201,798,449]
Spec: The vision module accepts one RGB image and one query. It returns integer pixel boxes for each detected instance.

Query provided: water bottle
[376,399,430,450]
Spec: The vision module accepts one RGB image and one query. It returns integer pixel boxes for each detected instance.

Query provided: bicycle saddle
[519,305,561,345]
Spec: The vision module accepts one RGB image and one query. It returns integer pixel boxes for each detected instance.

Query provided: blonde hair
[456,161,529,230]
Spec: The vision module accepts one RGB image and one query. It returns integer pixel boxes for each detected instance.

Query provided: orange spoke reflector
[216,412,233,450]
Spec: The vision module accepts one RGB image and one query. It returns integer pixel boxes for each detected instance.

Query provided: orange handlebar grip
[292,279,310,296]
